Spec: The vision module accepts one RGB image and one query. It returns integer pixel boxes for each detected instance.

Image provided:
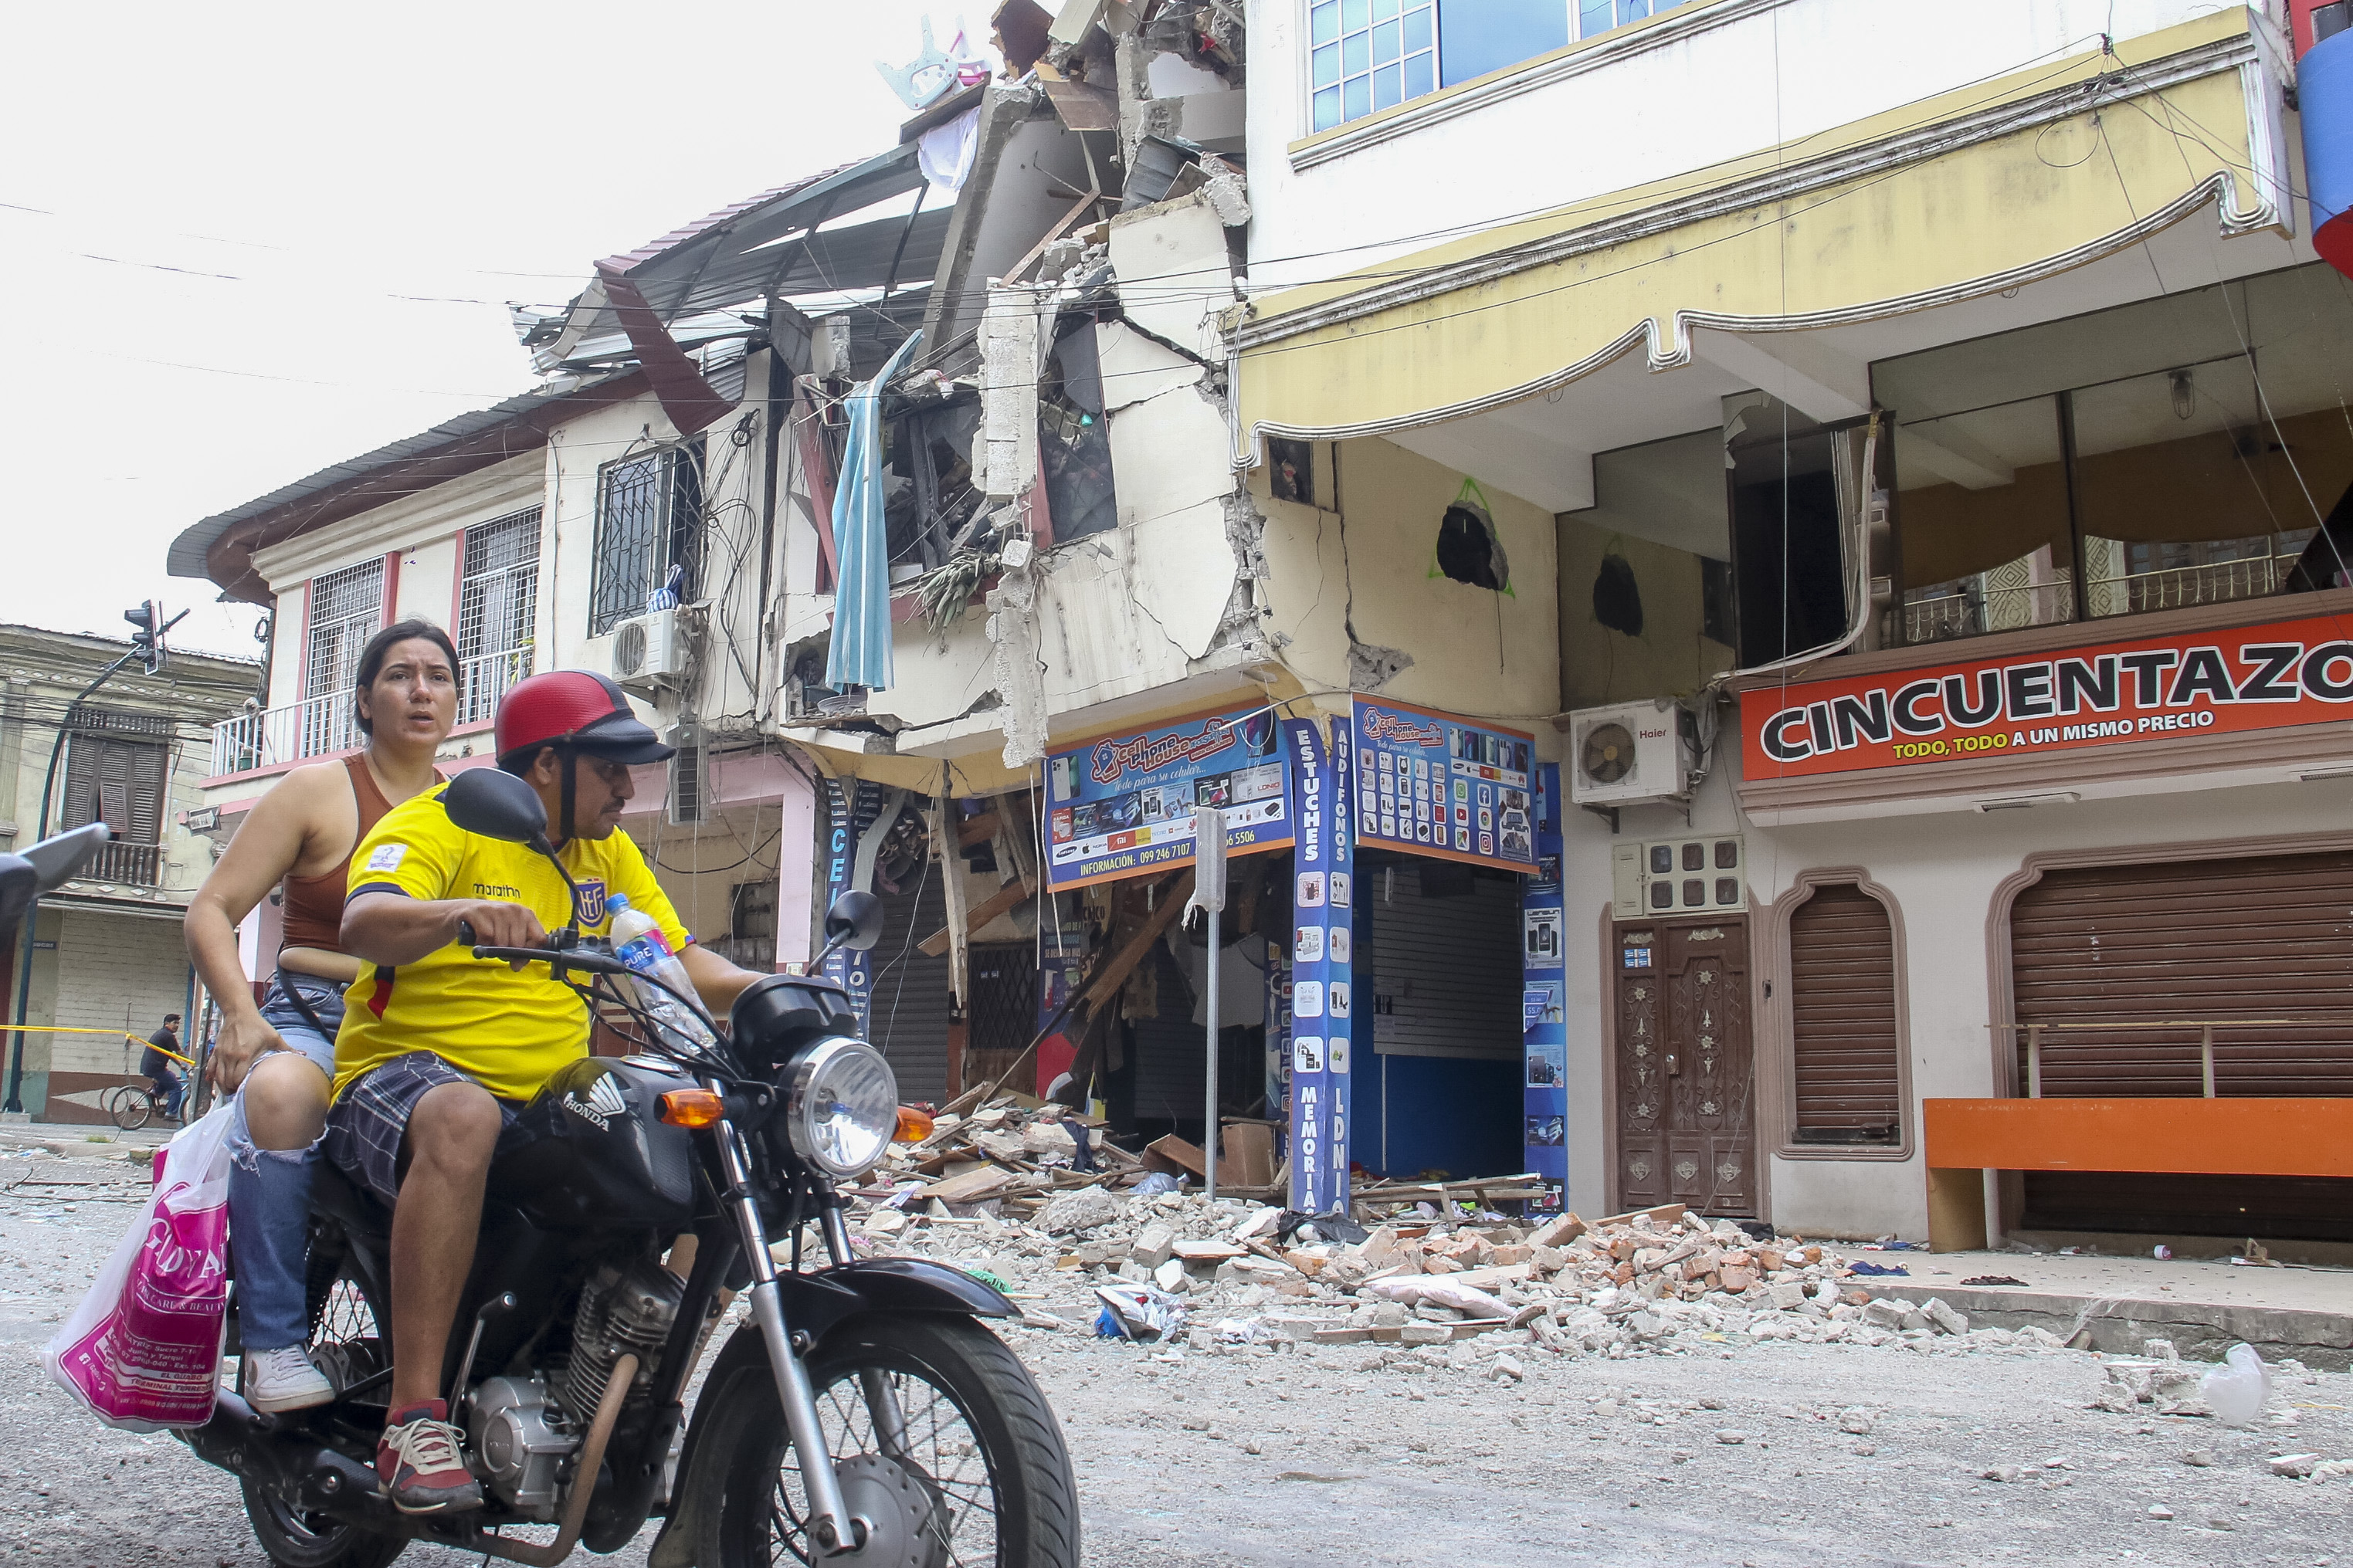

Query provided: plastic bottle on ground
[605,893,717,1049]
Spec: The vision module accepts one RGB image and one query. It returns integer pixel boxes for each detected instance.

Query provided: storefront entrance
[1352,852,1524,1182]
[2009,848,2353,1241]
[1612,917,1757,1216]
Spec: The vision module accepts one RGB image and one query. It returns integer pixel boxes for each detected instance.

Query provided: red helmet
[494,671,673,769]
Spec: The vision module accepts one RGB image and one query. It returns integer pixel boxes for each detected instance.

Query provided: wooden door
[1614,917,1756,1216]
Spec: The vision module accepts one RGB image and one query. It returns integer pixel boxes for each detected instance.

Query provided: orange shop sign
[1739,611,2353,779]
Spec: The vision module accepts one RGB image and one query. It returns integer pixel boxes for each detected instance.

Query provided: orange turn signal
[894,1106,935,1144]
[658,1089,726,1128]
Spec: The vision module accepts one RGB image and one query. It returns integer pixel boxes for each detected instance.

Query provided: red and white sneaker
[375,1400,482,1515]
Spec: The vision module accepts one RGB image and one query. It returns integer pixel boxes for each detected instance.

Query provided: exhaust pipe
[181,1390,395,1528]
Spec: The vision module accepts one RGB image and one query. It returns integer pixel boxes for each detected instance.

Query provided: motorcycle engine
[467,1375,578,1519]
[562,1257,683,1422]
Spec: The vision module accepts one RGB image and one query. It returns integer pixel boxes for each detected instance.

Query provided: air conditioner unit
[1567,702,1689,806]
[609,609,688,696]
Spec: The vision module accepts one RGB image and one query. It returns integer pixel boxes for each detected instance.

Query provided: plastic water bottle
[605,893,717,1048]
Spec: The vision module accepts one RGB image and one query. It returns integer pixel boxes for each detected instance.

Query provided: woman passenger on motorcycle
[185,621,459,1411]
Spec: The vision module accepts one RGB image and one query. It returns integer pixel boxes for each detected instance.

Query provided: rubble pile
[841,1104,2053,1366]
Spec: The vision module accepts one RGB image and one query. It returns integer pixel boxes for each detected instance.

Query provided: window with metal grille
[304,559,385,699]
[588,444,703,637]
[1788,882,1903,1145]
[457,508,541,726]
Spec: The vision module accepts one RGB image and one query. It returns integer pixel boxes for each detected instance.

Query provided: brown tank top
[278,755,437,954]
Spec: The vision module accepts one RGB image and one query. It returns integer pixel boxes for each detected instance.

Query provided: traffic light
[124,601,164,674]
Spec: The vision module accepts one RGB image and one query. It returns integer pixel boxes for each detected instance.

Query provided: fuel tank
[496,1058,700,1229]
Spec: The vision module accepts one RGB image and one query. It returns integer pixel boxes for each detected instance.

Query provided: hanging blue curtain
[826,329,924,693]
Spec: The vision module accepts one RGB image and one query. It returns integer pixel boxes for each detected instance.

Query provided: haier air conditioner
[609,609,689,696]
[1566,702,1689,806]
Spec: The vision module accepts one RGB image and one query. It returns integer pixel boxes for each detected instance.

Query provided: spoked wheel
[710,1314,1078,1568]
[107,1085,154,1131]
[239,1251,402,1568]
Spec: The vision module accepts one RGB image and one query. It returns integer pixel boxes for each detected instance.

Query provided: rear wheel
[240,1251,403,1568]
[707,1313,1078,1568]
[107,1085,153,1131]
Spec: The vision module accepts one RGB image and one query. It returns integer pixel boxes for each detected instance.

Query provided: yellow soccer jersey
[331,781,693,1103]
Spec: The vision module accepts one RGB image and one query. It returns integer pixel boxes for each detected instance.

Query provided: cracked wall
[1253,436,1560,721]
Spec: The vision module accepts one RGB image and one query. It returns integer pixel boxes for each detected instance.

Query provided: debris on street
[835,1104,2063,1366]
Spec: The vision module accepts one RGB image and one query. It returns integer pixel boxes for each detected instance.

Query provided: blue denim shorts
[257,971,346,1078]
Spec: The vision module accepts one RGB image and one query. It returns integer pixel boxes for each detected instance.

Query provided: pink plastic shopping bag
[43,1105,234,1431]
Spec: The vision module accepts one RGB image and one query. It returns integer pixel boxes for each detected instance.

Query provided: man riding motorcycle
[324,670,764,1516]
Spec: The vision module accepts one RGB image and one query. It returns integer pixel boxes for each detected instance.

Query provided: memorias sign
[1740,611,2353,779]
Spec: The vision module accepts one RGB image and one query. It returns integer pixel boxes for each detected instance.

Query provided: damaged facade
[168,0,2353,1251]
[1233,0,2353,1251]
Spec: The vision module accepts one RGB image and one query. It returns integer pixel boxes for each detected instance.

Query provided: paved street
[3,1162,2350,1567]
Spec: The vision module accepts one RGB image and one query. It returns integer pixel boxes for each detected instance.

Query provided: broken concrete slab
[1095,320,1203,411]
[1854,1280,2353,1370]
[1107,191,1235,361]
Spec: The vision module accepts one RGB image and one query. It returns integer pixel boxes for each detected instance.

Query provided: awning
[1231,11,2289,460]
[789,739,1035,798]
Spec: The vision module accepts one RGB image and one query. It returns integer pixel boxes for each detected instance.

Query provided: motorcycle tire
[239,1255,402,1568]
[706,1312,1079,1568]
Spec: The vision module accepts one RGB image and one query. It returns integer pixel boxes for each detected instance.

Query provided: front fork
[713,1119,885,1557]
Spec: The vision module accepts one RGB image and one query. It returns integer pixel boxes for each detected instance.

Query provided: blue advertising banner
[1044,704,1292,890]
[1283,715,1355,1215]
[1351,696,1537,872]
[820,777,890,1028]
[1522,763,1568,1207]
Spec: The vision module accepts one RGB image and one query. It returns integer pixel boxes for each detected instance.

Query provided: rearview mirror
[443,767,550,848]
[0,858,36,931]
[22,822,109,892]
[823,891,886,953]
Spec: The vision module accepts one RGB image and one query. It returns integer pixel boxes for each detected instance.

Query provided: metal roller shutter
[1370,873,1521,1058]
[2011,850,2353,1240]
[2012,852,2353,1097]
[1788,884,1900,1145]
[866,869,952,1104]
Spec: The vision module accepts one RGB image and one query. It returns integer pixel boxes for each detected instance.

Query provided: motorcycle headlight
[782,1038,900,1179]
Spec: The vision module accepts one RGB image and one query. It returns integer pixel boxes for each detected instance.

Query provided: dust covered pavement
[2,1151,2350,1566]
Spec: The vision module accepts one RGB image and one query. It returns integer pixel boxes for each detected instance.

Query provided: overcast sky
[0,0,972,662]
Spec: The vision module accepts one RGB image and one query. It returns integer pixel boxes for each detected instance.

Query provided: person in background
[183,621,458,1414]
[138,1014,185,1120]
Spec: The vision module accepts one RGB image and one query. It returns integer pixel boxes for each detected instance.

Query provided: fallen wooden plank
[1141,1133,1205,1180]
[922,1167,1017,1204]
[918,874,1036,957]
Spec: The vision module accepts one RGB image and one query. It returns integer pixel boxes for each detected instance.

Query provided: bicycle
[103,1082,181,1132]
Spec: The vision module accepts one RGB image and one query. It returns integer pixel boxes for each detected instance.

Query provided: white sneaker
[243,1345,334,1412]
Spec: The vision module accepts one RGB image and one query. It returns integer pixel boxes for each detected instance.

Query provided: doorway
[1612,916,1756,1216]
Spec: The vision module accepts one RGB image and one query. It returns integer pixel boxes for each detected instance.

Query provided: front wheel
[707,1314,1078,1568]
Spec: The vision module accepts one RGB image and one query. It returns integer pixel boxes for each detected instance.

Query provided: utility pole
[3,607,186,1115]
[1192,806,1228,1201]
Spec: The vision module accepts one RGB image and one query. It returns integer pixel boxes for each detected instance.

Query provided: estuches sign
[1739,611,2353,779]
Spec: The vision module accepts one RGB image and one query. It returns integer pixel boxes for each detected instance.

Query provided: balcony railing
[456,645,533,728]
[209,647,534,777]
[2086,554,2287,618]
[80,840,162,886]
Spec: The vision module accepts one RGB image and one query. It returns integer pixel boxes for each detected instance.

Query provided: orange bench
[1922,1097,2353,1250]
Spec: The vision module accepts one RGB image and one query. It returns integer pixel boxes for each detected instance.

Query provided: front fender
[644,1258,1017,1568]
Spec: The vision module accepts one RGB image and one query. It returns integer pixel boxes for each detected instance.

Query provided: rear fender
[643,1259,1016,1568]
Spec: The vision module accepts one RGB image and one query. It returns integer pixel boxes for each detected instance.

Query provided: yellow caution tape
[0,1026,193,1068]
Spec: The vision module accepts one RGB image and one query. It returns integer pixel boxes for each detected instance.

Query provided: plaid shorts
[324,1052,531,1206]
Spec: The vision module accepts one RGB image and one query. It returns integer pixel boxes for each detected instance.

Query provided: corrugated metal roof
[166,375,616,580]
[539,144,937,373]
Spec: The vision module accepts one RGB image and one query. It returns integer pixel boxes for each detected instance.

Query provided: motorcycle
[13,770,1078,1567]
